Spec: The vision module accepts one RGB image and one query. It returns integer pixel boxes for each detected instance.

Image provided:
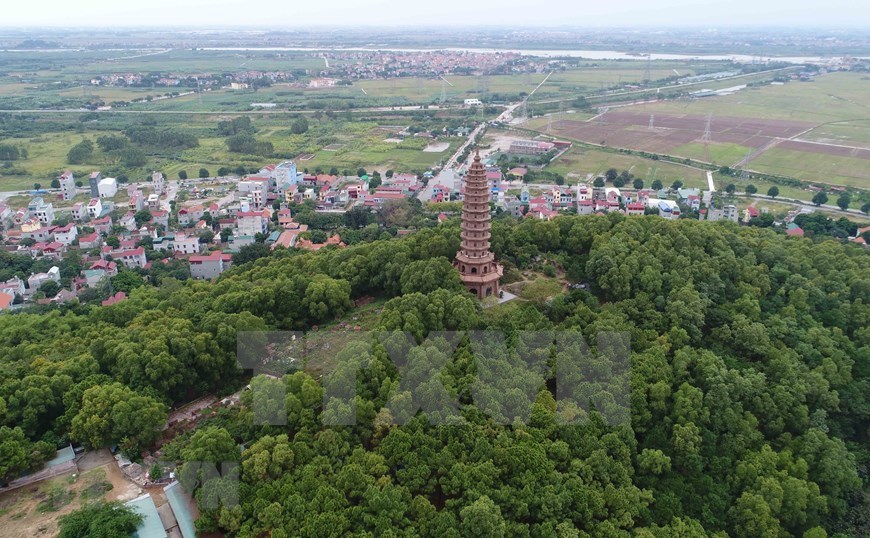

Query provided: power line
[702,113,713,142]
[643,54,652,83]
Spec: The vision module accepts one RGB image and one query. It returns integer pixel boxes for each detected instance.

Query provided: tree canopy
[0,214,867,537]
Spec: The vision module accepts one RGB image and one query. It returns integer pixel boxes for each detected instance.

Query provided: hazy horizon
[4,0,870,28]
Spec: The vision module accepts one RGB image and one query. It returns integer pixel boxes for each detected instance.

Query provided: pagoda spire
[454,151,502,299]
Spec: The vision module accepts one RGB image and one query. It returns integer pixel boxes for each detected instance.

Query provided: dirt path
[0,458,142,538]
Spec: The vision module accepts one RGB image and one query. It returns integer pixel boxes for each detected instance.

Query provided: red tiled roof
[189,250,232,263]
[101,292,127,306]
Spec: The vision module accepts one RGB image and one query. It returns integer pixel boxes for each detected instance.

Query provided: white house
[27,266,60,290]
[29,197,55,225]
[87,198,103,219]
[151,171,165,194]
[110,246,147,269]
[172,234,200,255]
[189,250,233,279]
[97,177,118,198]
[58,170,76,201]
[236,209,269,237]
[53,223,78,245]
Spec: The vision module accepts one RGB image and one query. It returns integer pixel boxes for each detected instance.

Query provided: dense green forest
[1,214,868,537]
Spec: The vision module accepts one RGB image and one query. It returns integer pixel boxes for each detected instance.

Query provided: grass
[671,142,753,167]
[544,146,708,189]
[35,485,75,513]
[0,115,467,192]
[524,72,870,192]
[302,298,387,375]
[628,72,870,124]
[801,119,870,148]
[749,147,870,189]
[712,172,812,202]
[511,276,564,304]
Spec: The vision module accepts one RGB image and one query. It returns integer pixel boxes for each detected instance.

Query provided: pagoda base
[459,265,503,300]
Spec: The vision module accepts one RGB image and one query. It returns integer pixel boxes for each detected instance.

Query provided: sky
[3,0,869,28]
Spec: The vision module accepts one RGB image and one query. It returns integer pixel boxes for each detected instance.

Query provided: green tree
[836,193,851,211]
[0,426,52,486]
[605,168,618,182]
[633,178,645,190]
[96,135,129,152]
[39,280,60,298]
[182,427,239,463]
[199,168,210,178]
[767,186,780,198]
[134,209,152,227]
[400,258,462,295]
[812,191,828,206]
[671,180,684,190]
[233,243,271,265]
[746,184,758,194]
[460,496,505,538]
[290,116,309,134]
[725,183,736,194]
[58,502,142,538]
[111,271,145,294]
[70,382,167,450]
[67,139,94,165]
[651,179,663,190]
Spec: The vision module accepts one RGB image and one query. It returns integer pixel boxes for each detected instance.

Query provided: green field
[545,147,708,189]
[629,72,870,124]
[800,119,870,148]
[525,72,870,193]
[0,113,467,191]
[712,172,813,202]
[749,147,870,188]
[671,142,753,166]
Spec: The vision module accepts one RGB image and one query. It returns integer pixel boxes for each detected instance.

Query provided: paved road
[530,66,800,107]
[0,104,463,116]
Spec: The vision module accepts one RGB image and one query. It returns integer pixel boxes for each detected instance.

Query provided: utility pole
[643,54,652,84]
[702,113,713,161]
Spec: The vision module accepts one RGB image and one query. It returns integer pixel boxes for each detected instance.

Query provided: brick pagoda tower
[455,150,502,299]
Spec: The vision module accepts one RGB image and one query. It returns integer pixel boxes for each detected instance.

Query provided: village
[0,129,833,314]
